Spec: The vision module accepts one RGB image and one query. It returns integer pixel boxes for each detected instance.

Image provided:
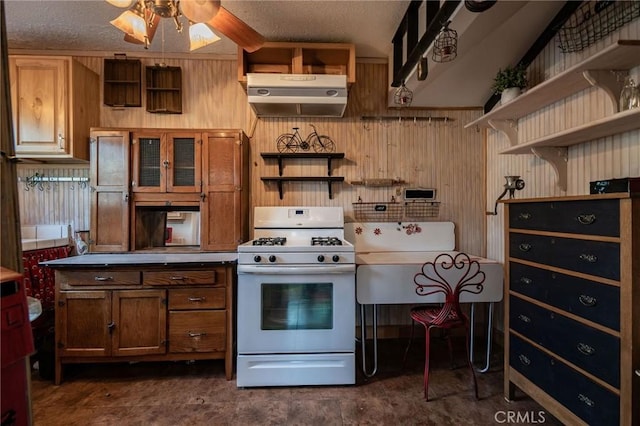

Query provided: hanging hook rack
[19,173,89,191]
[361,115,453,123]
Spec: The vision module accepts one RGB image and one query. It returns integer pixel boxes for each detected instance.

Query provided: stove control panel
[240,251,354,265]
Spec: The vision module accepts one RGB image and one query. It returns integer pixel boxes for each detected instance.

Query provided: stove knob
[269,255,276,263]
[317,255,325,262]
[332,255,340,262]
[253,255,262,263]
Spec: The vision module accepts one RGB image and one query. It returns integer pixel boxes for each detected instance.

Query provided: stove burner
[311,237,343,246]
[253,237,287,246]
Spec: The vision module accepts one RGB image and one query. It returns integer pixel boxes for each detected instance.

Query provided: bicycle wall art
[276,124,336,153]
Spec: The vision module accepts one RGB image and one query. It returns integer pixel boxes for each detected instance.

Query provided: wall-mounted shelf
[465,40,640,191]
[104,58,141,107]
[146,65,182,114]
[261,152,345,176]
[261,176,344,199]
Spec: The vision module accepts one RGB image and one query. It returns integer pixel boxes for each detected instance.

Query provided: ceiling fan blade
[207,6,265,53]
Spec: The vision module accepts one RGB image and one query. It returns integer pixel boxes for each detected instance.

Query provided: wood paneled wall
[18,57,487,257]
[485,19,640,263]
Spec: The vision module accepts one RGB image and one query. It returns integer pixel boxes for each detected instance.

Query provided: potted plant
[492,65,528,104]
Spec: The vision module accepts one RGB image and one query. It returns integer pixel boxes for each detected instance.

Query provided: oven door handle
[237,264,355,275]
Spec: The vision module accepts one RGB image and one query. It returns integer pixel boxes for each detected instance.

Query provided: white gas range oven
[236,206,355,387]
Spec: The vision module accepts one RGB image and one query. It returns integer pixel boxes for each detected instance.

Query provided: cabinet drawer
[168,310,226,353]
[510,296,620,388]
[58,271,140,286]
[510,233,620,280]
[143,269,224,286]
[168,288,225,310]
[509,200,619,236]
[510,262,620,330]
[510,334,620,425]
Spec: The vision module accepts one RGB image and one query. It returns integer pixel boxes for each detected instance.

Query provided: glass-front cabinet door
[131,131,201,193]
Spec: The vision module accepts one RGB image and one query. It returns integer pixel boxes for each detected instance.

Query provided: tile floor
[30,338,560,425]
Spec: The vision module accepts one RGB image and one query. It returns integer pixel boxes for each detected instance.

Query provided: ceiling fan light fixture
[106,0,137,8]
[189,22,220,51]
[181,0,221,23]
[110,9,148,43]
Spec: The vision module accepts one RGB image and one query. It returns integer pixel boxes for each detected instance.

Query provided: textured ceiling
[4,0,410,58]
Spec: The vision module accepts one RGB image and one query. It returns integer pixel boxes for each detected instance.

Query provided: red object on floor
[405,252,485,401]
[1,267,35,426]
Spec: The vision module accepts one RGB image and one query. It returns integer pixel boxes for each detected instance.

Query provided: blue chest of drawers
[504,195,639,426]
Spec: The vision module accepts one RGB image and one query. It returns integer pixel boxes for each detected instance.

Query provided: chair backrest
[413,252,486,321]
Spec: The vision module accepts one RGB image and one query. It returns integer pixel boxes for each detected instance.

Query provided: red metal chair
[405,252,485,401]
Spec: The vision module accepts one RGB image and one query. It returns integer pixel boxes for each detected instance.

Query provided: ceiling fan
[107,0,265,52]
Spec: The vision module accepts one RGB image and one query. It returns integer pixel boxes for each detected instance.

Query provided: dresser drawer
[168,288,225,310]
[510,233,620,280]
[510,334,620,426]
[168,310,226,353]
[509,199,619,236]
[510,296,620,388]
[143,269,223,286]
[58,270,140,286]
[510,262,620,330]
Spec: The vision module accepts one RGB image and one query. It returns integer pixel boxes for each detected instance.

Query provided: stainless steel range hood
[247,73,348,117]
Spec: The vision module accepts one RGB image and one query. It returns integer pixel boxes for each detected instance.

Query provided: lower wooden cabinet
[54,264,234,384]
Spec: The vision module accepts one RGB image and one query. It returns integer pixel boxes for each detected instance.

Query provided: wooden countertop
[40,252,237,268]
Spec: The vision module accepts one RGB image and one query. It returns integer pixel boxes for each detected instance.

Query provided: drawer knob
[518,354,531,366]
[578,393,595,408]
[188,332,207,338]
[518,212,532,220]
[579,253,598,263]
[94,276,114,281]
[517,314,531,323]
[577,342,596,356]
[188,297,206,302]
[578,294,597,307]
[518,243,532,252]
[519,277,532,285]
[577,214,596,225]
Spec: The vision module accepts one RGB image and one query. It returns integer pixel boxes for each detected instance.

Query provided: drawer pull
[517,314,531,323]
[518,212,532,220]
[577,342,596,356]
[578,294,597,307]
[94,276,114,281]
[519,277,532,285]
[188,332,207,338]
[518,354,531,366]
[188,297,206,302]
[577,214,596,225]
[170,276,187,280]
[579,254,597,263]
[635,369,640,377]
[578,393,595,408]
[518,243,532,252]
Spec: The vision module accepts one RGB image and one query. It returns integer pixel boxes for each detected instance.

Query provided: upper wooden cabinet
[238,42,356,86]
[103,58,142,108]
[9,55,100,162]
[131,131,202,193]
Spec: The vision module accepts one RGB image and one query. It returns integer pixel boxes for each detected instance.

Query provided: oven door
[237,264,355,354]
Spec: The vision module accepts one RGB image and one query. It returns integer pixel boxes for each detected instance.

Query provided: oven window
[261,283,333,330]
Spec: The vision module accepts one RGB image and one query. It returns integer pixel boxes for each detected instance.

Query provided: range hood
[247,73,348,117]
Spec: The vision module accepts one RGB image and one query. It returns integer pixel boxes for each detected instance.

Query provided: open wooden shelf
[465,40,640,191]
[145,65,182,114]
[261,152,344,176]
[238,42,356,86]
[261,176,344,199]
[104,58,142,107]
[466,40,640,129]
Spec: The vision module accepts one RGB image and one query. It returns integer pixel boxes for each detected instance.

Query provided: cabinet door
[201,132,248,251]
[90,130,130,252]
[131,131,166,192]
[10,56,67,155]
[166,132,202,193]
[112,289,166,356]
[57,291,111,357]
